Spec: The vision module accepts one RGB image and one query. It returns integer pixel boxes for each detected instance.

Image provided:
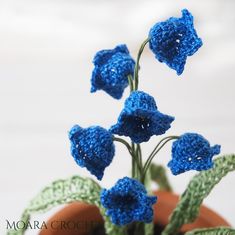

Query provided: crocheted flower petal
[211,144,221,155]
[181,9,203,56]
[90,67,103,93]
[110,91,174,143]
[149,9,202,75]
[124,90,158,111]
[93,44,130,66]
[69,125,115,180]
[91,44,135,99]
[100,177,157,225]
[168,133,221,175]
[150,111,175,135]
[110,110,151,143]
[132,194,157,223]
[110,110,174,143]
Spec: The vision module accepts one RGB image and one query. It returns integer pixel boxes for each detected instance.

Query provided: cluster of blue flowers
[68,9,220,227]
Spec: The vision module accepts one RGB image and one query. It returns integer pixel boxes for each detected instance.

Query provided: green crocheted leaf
[162,154,235,235]
[185,227,235,235]
[150,163,173,191]
[6,175,125,235]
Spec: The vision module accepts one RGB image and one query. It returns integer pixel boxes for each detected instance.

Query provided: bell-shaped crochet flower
[68,125,115,180]
[168,133,221,175]
[110,91,174,143]
[149,9,203,75]
[100,177,157,225]
[91,44,135,99]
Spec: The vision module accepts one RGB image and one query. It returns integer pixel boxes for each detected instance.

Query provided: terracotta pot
[39,191,230,235]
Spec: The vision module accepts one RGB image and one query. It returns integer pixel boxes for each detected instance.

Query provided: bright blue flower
[110,91,174,143]
[168,133,221,175]
[149,9,203,75]
[91,44,135,99]
[100,177,157,225]
[68,125,115,180]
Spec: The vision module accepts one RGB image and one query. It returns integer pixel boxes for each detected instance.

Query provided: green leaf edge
[185,226,235,235]
[162,154,235,235]
[6,175,125,235]
[150,163,173,192]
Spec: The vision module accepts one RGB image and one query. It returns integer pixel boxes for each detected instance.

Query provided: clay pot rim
[39,190,230,235]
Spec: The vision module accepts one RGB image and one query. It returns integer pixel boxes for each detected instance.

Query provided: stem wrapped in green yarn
[144,222,154,235]
[162,154,235,235]
[6,175,125,235]
[185,227,235,235]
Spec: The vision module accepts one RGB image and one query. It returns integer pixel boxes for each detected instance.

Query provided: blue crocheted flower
[68,125,115,180]
[100,177,157,225]
[168,133,221,175]
[110,91,174,143]
[91,44,135,99]
[149,9,203,75]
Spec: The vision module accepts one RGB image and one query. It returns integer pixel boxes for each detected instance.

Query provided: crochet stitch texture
[100,177,157,225]
[168,133,221,175]
[69,125,115,180]
[91,44,135,99]
[149,9,202,75]
[110,91,174,143]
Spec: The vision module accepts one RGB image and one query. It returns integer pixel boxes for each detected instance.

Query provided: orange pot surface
[154,191,230,233]
[40,191,230,235]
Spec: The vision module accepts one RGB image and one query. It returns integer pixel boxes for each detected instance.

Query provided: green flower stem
[142,136,179,181]
[132,142,136,178]
[134,222,145,235]
[137,144,143,169]
[131,143,144,182]
[132,155,135,178]
[113,137,142,173]
[113,136,132,154]
[132,142,140,179]
[128,74,134,92]
[137,143,145,184]
[133,38,149,90]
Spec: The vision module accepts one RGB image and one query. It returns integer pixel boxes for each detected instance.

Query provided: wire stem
[128,74,134,92]
[133,38,149,90]
[113,137,132,154]
[113,137,142,172]
[142,136,179,181]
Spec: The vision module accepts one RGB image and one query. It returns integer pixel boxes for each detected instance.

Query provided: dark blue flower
[100,177,157,225]
[149,9,203,75]
[68,125,115,180]
[110,91,174,143]
[168,133,221,175]
[91,44,135,99]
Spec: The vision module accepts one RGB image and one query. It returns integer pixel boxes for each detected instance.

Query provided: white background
[0,0,235,234]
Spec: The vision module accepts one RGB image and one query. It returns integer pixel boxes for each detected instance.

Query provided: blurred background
[1,0,235,234]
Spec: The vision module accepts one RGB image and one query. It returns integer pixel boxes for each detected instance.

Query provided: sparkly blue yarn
[100,177,157,225]
[68,125,115,180]
[110,91,174,143]
[91,44,135,99]
[149,9,203,75]
[168,133,221,175]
